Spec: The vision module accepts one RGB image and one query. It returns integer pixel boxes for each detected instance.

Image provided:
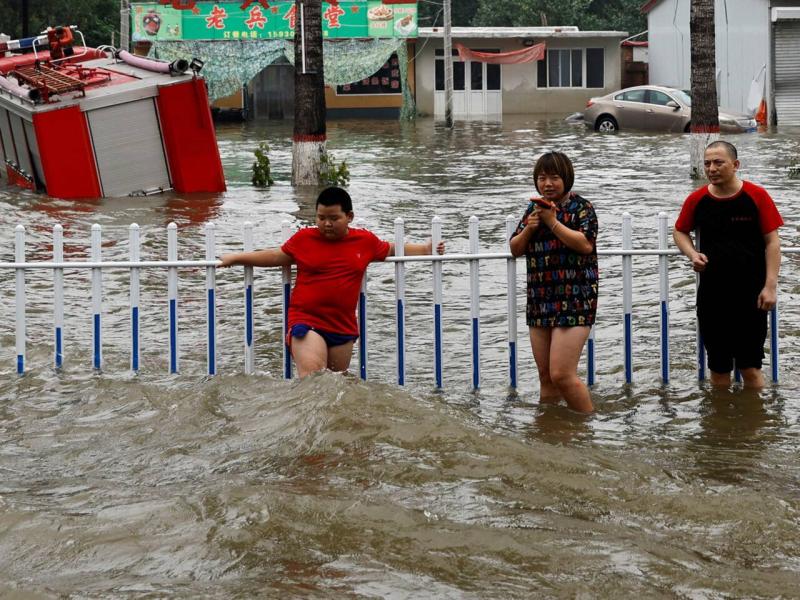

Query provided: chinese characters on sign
[132,1,418,41]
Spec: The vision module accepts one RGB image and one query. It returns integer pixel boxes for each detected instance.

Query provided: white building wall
[414,36,623,116]
[648,0,770,114]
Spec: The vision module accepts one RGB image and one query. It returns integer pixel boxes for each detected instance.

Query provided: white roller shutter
[87,98,171,197]
[774,20,800,126]
[8,113,33,176]
[0,108,17,165]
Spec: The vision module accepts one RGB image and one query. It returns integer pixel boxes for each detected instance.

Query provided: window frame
[537,47,605,90]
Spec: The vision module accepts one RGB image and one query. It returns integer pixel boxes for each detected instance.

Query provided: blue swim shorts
[288,324,358,348]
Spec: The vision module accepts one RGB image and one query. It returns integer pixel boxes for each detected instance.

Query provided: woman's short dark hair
[316,186,353,213]
[533,151,575,194]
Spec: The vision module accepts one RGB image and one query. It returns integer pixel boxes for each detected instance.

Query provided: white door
[435,49,502,120]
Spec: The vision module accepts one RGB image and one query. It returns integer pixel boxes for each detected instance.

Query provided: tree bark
[292,0,326,186]
[689,0,719,179]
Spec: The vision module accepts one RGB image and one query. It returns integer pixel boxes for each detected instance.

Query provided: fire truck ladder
[12,64,86,103]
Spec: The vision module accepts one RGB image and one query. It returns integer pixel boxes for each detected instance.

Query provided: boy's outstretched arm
[387,240,446,257]
[219,248,294,268]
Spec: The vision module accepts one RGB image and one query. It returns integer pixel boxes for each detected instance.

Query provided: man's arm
[219,248,294,268]
[387,240,445,257]
[758,230,780,310]
[673,229,708,272]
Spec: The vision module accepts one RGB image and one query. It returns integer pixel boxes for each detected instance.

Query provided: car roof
[615,85,680,94]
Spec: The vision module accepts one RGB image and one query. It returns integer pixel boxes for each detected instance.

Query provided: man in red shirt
[673,141,783,388]
[220,187,444,377]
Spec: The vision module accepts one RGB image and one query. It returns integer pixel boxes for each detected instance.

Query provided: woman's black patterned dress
[511,193,599,327]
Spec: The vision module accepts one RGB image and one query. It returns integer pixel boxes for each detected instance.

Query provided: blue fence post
[15,225,25,375]
[394,217,406,386]
[356,218,368,381]
[432,216,444,389]
[243,222,255,375]
[658,212,670,384]
[505,215,517,390]
[205,222,217,376]
[129,224,140,372]
[167,222,179,374]
[53,224,64,370]
[622,213,633,384]
[281,221,292,379]
[770,303,779,383]
[91,224,103,371]
[469,215,481,390]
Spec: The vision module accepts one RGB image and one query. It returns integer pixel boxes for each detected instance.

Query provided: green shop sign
[131,1,418,41]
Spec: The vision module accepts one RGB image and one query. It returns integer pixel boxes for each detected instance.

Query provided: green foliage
[1,0,119,47]
[419,0,647,34]
[417,0,480,27]
[319,151,350,187]
[251,142,274,187]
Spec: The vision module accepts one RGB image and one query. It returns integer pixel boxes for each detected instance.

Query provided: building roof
[640,0,663,13]
[419,27,628,39]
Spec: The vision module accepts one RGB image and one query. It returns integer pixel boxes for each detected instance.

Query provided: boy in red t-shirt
[220,186,444,377]
[673,141,783,388]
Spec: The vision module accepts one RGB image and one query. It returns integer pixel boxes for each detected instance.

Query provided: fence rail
[2,214,798,388]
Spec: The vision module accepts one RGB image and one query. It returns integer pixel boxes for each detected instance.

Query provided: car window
[615,90,647,103]
[648,90,675,106]
[673,89,692,106]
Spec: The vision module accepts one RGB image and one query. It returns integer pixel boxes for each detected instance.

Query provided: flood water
[1,116,799,598]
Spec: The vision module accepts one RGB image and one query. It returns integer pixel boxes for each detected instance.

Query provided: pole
[443,0,454,128]
[21,0,29,39]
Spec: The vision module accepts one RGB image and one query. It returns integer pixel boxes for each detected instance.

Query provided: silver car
[583,85,757,133]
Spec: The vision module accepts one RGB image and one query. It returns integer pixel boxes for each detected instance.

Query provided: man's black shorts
[698,299,767,373]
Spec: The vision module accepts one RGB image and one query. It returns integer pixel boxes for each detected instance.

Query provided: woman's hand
[524,211,541,233]
[535,202,558,230]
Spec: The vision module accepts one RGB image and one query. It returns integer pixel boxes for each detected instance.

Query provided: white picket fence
[2,213,797,388]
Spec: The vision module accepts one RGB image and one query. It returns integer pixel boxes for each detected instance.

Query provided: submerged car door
[643,90,686,132]
[612,89,647,130]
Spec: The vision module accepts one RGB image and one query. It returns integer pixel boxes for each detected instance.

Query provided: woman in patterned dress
[509,152,599,413]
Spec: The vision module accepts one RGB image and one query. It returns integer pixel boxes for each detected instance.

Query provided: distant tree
[417,0,479,27]
[472,0,645,34]
[0,0,118,47]
[689,0,719,178]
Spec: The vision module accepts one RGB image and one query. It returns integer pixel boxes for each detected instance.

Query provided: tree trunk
[292,0,326,186]
[689,0,719,179]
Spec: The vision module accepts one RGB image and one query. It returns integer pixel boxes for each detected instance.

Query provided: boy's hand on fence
[435,240,445,255]
[218,254,237,268]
